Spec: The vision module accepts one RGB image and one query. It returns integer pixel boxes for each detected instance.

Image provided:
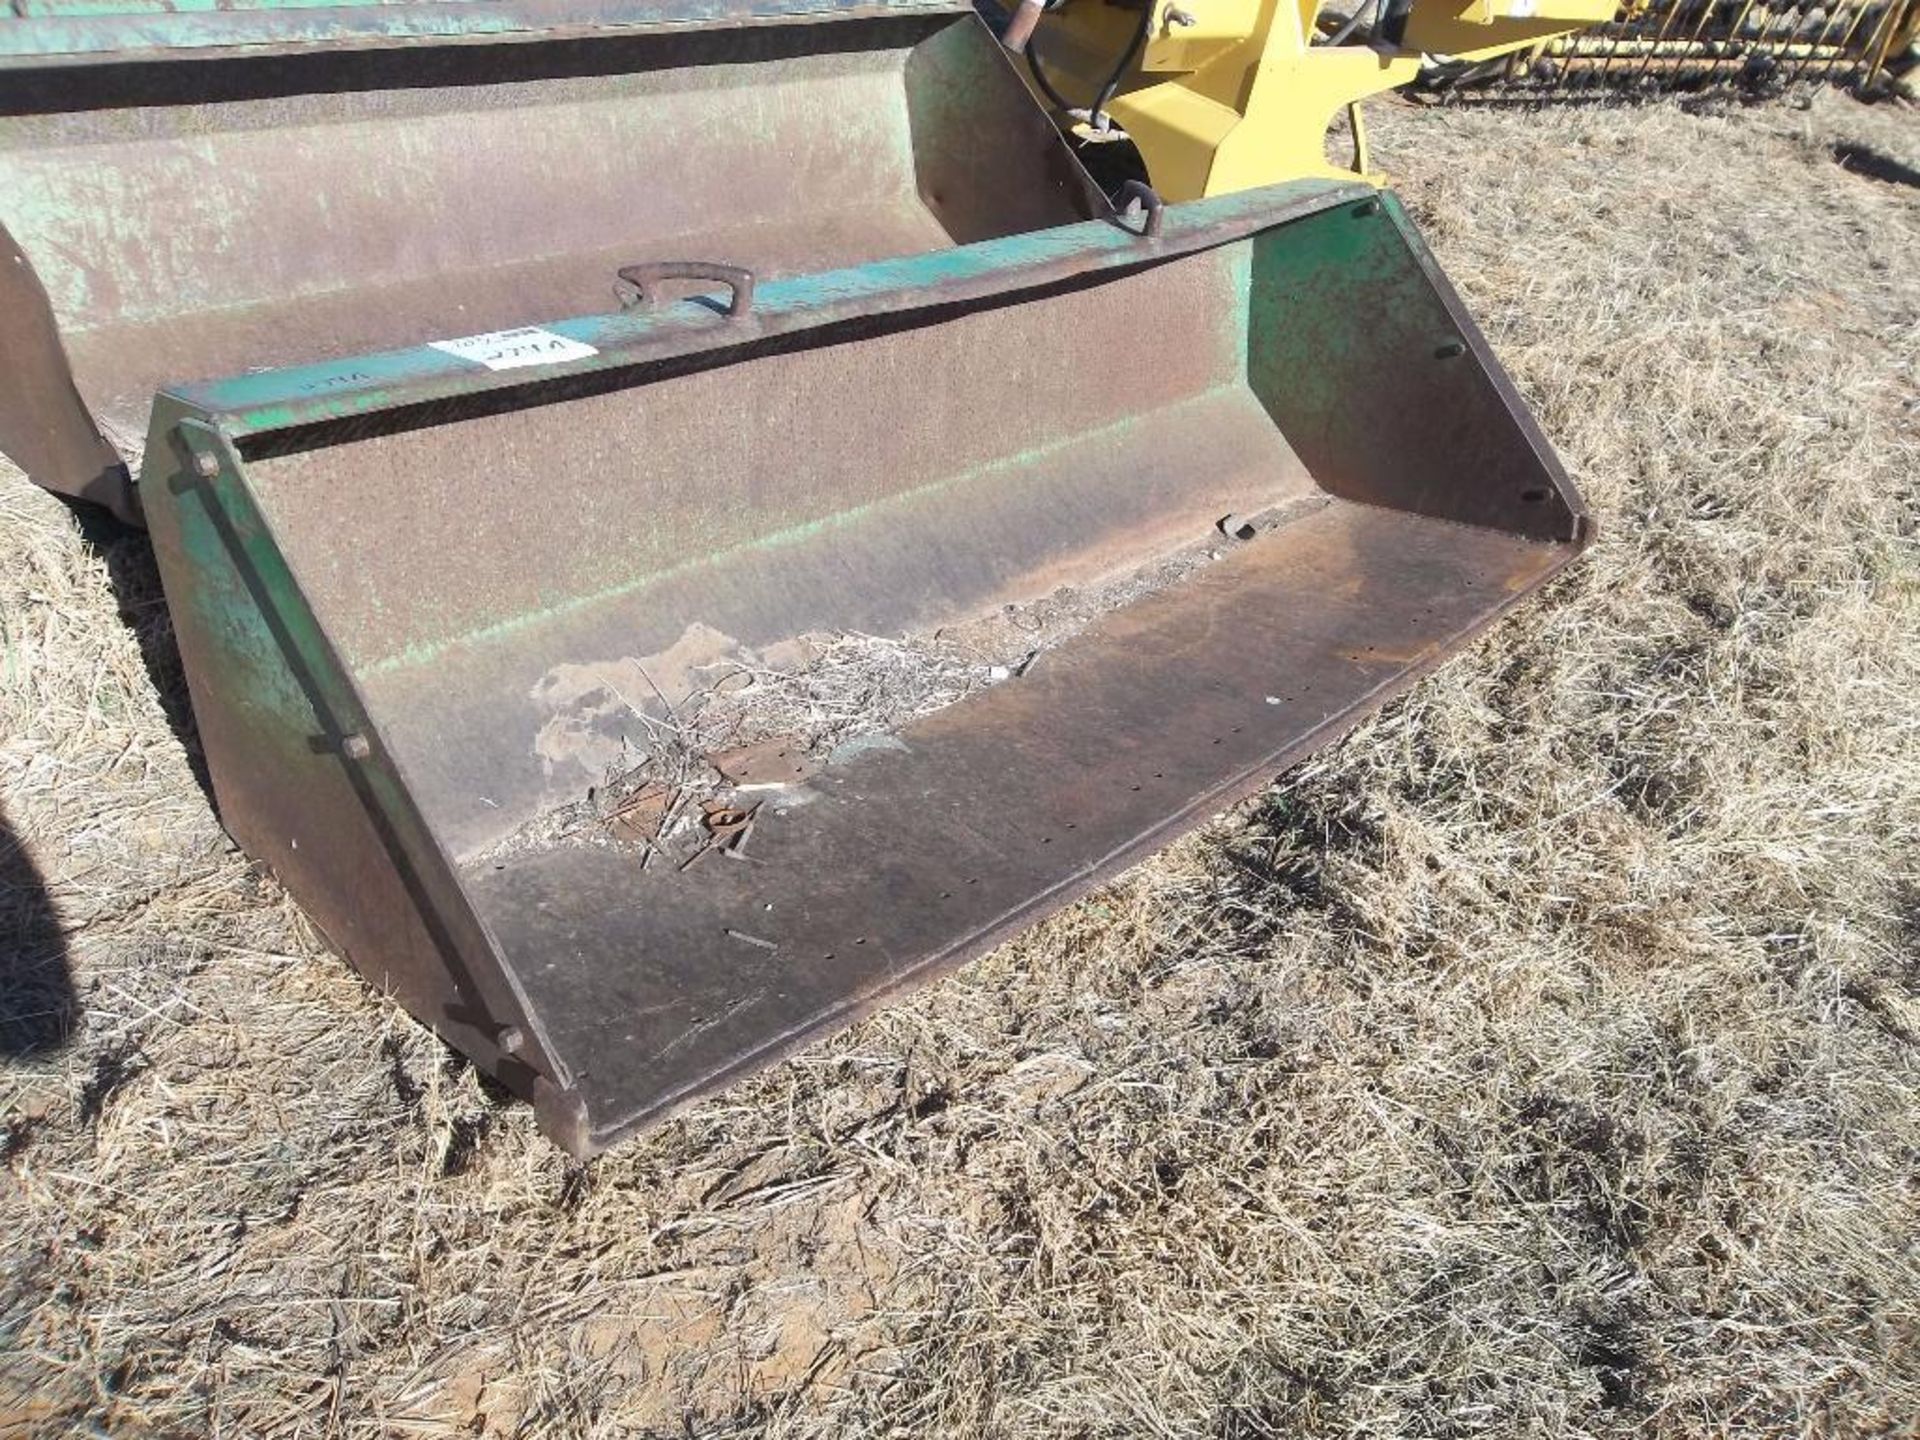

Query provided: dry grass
[3,91,1917,1438]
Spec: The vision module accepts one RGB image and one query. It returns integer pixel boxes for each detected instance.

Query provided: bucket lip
[160,178,1374,444]
[0,0,964,68]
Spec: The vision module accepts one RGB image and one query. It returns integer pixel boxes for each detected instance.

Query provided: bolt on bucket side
[140,181,1587,1155]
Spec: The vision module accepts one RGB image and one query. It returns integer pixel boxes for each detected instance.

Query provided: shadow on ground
[1831,140,1920,190]
[0,801,75,1057]
[67,498,211,798]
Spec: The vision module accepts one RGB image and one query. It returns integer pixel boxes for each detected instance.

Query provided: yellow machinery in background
[991,0,1618,196]
[1459,0,1920,99]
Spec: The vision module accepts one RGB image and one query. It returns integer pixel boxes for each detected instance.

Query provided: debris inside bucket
[481,501,1324,869]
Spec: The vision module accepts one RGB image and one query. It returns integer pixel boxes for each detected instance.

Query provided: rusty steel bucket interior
[0,9,1102,518]
[134,178,1589,1155]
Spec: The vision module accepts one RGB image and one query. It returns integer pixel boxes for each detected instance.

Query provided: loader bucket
[140,180,1588,1155]
[0,6,1101,521]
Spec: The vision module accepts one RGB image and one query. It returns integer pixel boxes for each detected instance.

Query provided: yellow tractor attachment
[986,0,1618,194]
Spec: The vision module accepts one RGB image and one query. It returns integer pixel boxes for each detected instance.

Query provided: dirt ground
[2,89,1917,1439]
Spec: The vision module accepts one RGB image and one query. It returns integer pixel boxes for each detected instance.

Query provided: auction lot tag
[429,326,599,371]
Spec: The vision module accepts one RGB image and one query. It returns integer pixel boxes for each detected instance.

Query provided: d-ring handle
[616,261,755,318]
[1115,181,1165,240]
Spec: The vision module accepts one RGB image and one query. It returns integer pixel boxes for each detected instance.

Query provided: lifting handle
[1116,181,1165,240]
[616,261,755,318]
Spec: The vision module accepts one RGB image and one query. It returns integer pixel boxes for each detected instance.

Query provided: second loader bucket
[140,178,1588,1155]
[0,5,1101,519]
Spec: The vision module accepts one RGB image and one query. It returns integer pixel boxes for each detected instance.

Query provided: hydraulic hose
[1323,0,1381,47]
[1027,39,1078,111]
[1090,0,1157,130]
[1022,0,1156,131]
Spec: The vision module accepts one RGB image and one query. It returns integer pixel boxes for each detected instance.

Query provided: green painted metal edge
[0,0,959,63]
[154,409,571,1083]
[168,179,1369,441]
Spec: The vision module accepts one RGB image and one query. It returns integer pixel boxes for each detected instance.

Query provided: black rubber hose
[1026,37,1078,112]
[1322,0,1380,47]
[1090,1,1156,130]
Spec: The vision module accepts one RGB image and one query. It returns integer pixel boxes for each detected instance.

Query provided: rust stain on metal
[602,782,674,845]
[710,738,822,789]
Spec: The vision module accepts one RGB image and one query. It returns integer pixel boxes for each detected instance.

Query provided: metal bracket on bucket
[1116,181,1166,239]
[152,406,568,1098]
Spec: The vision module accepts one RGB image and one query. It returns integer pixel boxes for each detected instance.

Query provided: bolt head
[341,733,372,761]
[192,451,221,479]
[498,1026,526,1055]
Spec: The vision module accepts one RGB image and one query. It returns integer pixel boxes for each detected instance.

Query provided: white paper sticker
[428,326,598,372]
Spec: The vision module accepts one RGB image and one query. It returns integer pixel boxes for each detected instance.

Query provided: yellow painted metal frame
[1025,0,1614,196]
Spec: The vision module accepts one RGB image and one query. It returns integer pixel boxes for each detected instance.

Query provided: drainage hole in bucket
[1521,487,1551,504]
[1434,340,1467,360]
